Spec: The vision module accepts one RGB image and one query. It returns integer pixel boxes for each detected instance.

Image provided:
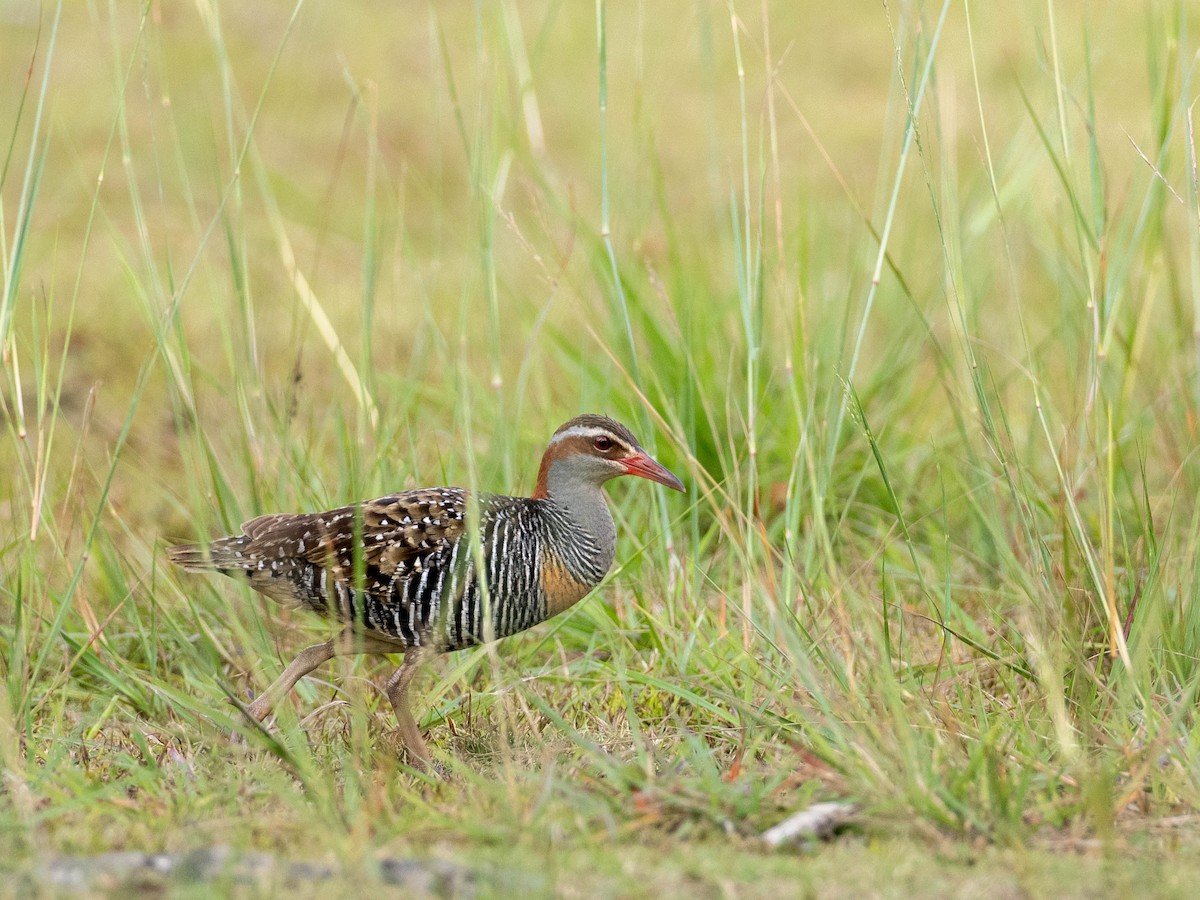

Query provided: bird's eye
[594,435,613,452]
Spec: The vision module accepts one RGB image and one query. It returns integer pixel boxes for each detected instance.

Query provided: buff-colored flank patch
[539,554,593,616]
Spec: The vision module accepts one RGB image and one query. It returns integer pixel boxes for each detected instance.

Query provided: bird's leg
[240,629,430,766]
[244,638,336,722]
[384,649,431,769]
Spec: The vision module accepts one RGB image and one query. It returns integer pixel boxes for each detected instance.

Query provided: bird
[168,414,684,768]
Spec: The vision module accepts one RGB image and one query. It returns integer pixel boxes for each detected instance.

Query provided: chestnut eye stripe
[548,425,631,450]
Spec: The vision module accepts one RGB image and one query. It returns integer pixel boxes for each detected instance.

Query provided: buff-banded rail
[169,414,684,768]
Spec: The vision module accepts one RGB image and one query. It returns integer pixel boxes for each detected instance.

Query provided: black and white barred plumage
[170,488,614,652]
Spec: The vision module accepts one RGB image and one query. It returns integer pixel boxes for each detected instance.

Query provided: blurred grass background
[3,0,1200,893]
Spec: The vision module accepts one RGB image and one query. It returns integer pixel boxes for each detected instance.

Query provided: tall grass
[1,0,1199,887]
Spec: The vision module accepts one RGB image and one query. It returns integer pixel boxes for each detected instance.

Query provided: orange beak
[621,452,685,492]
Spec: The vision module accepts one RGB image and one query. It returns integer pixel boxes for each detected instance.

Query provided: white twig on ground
[761,801,856,848]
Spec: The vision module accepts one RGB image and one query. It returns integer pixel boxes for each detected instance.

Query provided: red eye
[594,435,613,451]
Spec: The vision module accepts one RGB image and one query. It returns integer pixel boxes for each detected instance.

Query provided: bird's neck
[534,464,617,580]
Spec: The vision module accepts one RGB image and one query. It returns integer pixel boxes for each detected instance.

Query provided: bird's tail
[167,536,252,572]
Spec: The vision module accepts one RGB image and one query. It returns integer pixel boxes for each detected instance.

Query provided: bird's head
[532,414,685,499]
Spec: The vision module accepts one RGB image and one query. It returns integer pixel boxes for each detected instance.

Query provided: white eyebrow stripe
[549,425,629,446]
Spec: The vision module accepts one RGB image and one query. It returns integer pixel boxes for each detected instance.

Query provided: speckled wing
[170,488,478,622]
[241,488,471,581]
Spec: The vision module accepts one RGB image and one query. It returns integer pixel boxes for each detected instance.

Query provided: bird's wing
[239,487,475,585]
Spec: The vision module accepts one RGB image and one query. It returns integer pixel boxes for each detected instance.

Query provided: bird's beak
[621,452,685,492]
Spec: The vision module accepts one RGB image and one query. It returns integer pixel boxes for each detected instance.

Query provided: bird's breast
[538,550,598,616]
